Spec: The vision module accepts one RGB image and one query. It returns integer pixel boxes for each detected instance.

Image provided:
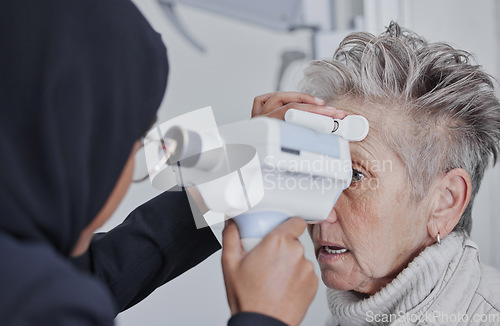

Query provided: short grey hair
[300,21,500,235]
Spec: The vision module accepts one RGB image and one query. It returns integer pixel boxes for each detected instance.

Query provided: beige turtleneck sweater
[325,232,500,325]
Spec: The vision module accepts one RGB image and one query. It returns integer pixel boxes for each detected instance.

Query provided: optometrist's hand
[251,91,346,120]
[222,218,318,326]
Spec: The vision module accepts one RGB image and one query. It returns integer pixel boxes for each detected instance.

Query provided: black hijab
[0,0,168,255]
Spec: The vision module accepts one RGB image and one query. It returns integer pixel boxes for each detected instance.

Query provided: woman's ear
[427,168,472,240]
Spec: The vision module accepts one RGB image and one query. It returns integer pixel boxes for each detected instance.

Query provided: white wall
[99,0,500,325]
[407,0,500,268]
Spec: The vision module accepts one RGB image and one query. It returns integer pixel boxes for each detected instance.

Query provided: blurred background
[100,0,500,324]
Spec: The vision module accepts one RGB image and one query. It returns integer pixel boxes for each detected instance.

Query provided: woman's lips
[317,243,350,263]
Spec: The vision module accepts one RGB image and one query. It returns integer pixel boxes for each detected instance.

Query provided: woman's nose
[319,207,339,225]
[306,196,342,225]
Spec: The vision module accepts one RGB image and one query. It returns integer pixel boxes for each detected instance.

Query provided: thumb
[221,219,244,270]
[272,216,307,240]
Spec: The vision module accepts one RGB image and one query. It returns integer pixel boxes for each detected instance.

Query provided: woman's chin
[318,256,360,291]
[321,270,357,291]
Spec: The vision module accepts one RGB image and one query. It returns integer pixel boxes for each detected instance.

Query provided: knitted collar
[326,232,466,325]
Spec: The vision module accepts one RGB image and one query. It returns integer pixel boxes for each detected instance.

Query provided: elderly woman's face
[309,102,433,294]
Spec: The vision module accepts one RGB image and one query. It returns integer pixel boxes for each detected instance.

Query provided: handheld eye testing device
[146,109,369,251]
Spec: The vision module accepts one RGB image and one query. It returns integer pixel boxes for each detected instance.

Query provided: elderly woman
[250,22,500,325]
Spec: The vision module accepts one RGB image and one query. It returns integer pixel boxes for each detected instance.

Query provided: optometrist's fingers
[252,92,324,117]
[255,217,307,261]
[221,219,243,314]
[221,215,317,325]
[221,217,306,267]
[221,219,244,269]
[264,102,346,121]
[269,217,307,241]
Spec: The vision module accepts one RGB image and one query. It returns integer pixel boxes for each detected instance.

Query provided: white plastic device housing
[163,118,351,231]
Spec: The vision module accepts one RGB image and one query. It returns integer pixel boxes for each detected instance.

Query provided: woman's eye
[351,169,365,182]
